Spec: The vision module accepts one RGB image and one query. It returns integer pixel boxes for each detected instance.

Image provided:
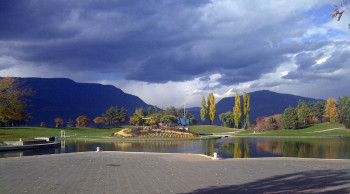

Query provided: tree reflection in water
[256,138,350,159]
[202,139,216,157]
[219,138,250,158]
[2,137,350,159]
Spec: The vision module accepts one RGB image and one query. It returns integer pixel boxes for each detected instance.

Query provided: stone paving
[0,152,350,193]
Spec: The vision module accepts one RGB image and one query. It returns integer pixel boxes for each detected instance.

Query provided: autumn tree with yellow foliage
[207,93,216,125]
[233,92,242,128]
[200,96,207,124]
[242,92,250,129]
[0,77,31,126]
[93,116,108,128]
[76,115,91,128]
[324,98,339,122]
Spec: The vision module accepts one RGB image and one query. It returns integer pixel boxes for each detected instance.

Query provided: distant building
[178,118,189,126]
[158,118,189,127]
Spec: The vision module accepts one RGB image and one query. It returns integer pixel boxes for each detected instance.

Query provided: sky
[1,0,349,108]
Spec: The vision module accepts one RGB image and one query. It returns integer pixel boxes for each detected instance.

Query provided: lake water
[1,137,350,159]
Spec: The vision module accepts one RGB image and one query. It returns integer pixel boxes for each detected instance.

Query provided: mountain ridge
[19,77,151,126]
[13,77,324,126]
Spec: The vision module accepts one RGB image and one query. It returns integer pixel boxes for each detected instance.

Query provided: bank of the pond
[0,141,61,151]
[1,152,350,193]
[1,123,349,142]
[232,122,350,137]
[60,136,221,142]
[231,135,350,138]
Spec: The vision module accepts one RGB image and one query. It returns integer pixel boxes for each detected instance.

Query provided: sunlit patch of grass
[233,122,349,137]
[189,125,243,134]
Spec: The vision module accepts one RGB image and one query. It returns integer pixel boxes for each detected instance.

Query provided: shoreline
[4,150,350,162]
[60,134,350,142]
[59,136,221,142]
[230,135,350,138]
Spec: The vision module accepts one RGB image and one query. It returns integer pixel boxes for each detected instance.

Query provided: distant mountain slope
[190,90,323,125]
[21,78,150,126]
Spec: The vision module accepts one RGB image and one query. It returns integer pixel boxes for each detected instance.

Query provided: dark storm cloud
[0,0,79,40]
[283,41,350,81]
[0,0,343,88]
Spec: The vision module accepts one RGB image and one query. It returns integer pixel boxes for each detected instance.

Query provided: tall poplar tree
[208,93,216,125]
[200,96,207,124]
[233,92,242,128]
[242,92,250,129]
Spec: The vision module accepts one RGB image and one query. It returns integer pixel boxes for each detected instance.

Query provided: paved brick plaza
[1,152,350,193]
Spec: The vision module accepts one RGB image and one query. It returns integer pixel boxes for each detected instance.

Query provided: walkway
[1,152,350,193]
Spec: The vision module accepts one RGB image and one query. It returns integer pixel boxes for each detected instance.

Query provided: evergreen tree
[200,96,207,124]
[146,107,154,116]
[233,92,242,128]
[281,107,299,129]
[337,96,350,123]
[102,106,127,125]
[164,106,177,117]
[153,105,160,114]
[308,101,326,121]
[208,93,216,125]
[119,107,128,124]
[242,92,250,129]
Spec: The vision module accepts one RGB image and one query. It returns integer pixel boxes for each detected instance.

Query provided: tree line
[255,96,350,131]
[51,106,129,128]
[130,106,196,126]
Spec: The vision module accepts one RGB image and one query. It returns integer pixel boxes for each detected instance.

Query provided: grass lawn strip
[233,122,349,137]
[1,123,348,141]
[306,127,344,133]
[189,125,243,134]
[0,126,221,141]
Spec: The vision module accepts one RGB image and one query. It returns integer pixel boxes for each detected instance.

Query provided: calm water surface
[1,137,350,159]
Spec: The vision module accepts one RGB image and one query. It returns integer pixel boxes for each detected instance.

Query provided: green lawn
[0,126,127,141]
[189,125,243,134]
[2,123,347,141]
[0,126,221,141]
[233,122,349,137]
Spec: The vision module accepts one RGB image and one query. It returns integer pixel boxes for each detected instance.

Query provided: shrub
[344,121,350,129]
[309,116,320,125]
[66,119,74,127]
[255,114,281,132]
[130,127,142,136]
